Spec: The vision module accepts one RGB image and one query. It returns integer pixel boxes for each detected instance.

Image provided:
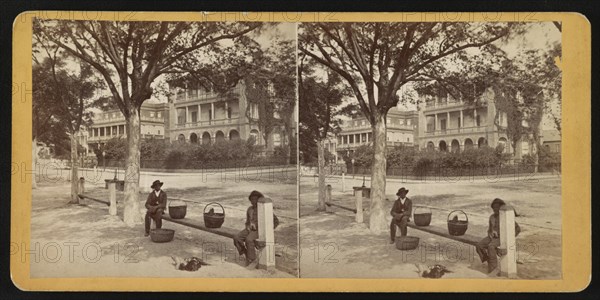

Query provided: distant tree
[33,26,99,202]
[299,54,348,211]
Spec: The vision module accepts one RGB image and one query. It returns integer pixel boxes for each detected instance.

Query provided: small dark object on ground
[171,256,209,271]
[421,264,452,278]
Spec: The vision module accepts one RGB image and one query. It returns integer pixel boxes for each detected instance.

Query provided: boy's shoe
[144,232,150,237]
[246,259,259,270]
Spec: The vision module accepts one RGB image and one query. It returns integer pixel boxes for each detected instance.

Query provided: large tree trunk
[369,114,389,234]
[316,139,327,211]
[123,107,143,226]
[32,138,38,189]
[69,131,79,204]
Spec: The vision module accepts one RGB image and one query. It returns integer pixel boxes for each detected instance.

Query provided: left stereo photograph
[27,18,299,278]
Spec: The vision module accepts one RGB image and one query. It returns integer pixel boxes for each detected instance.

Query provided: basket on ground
[447,210,468,236]
[150,228,175,243]
[395,236,420,250]
[203,202,225,228]
[168,200,187,219]
[413,206,432,226]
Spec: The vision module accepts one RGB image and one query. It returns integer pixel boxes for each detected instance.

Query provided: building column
[446,112,450,130]
[185,106,189,125]
[474,108,478,126]
[225,101,229,119]
[460,110,464,128]
[197,104,202,122]
[434,114,438,131]
[211,102,215,120]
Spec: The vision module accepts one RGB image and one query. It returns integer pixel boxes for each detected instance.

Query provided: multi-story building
[416,88,534,159]
[167,81,288,147]
[86,101,169,153]
[325,106,419,162]
[541,129,561,154]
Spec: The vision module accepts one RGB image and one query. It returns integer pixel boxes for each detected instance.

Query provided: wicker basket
[395,236,420,250]
[447,210,468,236]
[413,206,432,226]
[150,228,175,243]
[203,202,225,228]
[168,200,187,219]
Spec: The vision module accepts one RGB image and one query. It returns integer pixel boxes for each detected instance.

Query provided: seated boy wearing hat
[144,180,167,237]
[390,187,413,244]
[233,190,280,269]
[476,198,521,274]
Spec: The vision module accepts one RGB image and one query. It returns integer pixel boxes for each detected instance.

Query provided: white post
[108,182,117,216]
[499,205,517,278]
[211,102,215,120]
[342,172,346,192]
[257,197,276,270]
[355,190,363,223]
[78,177,85,194]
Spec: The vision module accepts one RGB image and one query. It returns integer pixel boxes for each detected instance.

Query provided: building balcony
[88,133,163,142]
[423,99,487,112]
[336,141,412,150]
[174,117,240,129]
[174,86,243,103]
[424,126,488,136]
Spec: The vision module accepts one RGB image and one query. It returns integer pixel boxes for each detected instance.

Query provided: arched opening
[190,133,198,144]
[464,138,474,150]
[229,129,240,140]
[478,137,487,148]
[249,129,260,145]
[202,132,211,145]
[451,139,460,153]
[215,131,225,142]
[177,134,185,143]
[438,140,447,152]
[427,141,435,152]
[498,137,508,153]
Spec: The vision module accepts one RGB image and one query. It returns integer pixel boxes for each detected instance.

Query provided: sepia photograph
[30,18,298,278]
[298,21,562,279]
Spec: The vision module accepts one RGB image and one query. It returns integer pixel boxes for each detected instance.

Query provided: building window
[119,125,125,135]
[399,119,405,125]
[158,130,161,135]
[158,112,162,118]
[407,119,411,126]
[150,112,155,117]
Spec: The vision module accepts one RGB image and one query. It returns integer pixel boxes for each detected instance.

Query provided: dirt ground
[29,166,298,278]
[299,174,562,279]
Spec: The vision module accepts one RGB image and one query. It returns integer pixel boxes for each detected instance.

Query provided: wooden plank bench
[78,193,110,206]
[161,215,238,239]
[406,223,480,246]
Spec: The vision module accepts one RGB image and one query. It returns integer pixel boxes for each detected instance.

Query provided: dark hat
[396,187,409,196]
[151,180,164,189]
[491,198,506,208]
[248,190,264,201]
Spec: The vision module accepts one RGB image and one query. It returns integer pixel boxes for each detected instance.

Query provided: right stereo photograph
[298,21,562,279]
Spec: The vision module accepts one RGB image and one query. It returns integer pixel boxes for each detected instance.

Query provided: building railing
[342,124,415,131]
[336,141,412,149]
[92,115,164,124]
[174,86,243,103]
[425,126,487,136]
[87,134,164,141]
[174,117,240,128]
